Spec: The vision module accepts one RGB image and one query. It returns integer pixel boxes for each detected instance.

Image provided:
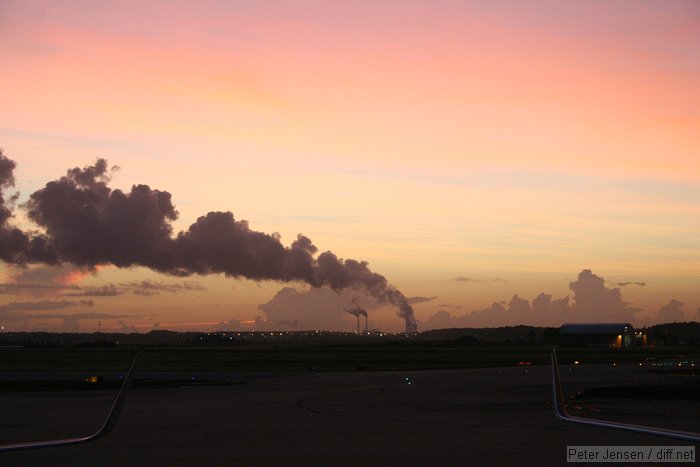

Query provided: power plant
[405,319,418,333]
[345,307,368,334]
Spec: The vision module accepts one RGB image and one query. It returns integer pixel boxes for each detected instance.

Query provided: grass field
[2,344,699,373]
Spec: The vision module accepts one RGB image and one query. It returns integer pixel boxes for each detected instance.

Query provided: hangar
[559,323,644,348]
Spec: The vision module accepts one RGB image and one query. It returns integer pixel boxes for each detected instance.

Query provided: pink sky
[1,1,699,332]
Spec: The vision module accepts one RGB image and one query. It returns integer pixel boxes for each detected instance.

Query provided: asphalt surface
[1,364,696,466]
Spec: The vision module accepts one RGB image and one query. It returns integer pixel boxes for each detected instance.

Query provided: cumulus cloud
[427,269,641,328]
[425,310,457,329]
[657,299,685,323]
[258,286,380,331]
[569,269,639,322]
[116,319,139,333]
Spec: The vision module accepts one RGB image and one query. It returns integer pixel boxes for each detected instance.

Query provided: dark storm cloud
[0,154,415,327]
[614,281,647,287]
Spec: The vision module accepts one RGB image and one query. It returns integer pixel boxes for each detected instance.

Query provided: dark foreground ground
[1,360,697,466]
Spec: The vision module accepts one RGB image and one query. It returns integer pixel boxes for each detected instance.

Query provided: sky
[1,0,699,333]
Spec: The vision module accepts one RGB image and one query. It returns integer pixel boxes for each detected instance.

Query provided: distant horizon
[0,269,696,335]
[3,320,698,335]
[2,1,698,333]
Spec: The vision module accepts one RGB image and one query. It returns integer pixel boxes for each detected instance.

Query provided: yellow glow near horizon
[1,1,699,331]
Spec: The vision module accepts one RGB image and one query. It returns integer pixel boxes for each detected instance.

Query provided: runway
[1,364,695,466]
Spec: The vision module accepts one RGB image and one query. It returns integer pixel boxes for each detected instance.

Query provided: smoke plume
[345,306,368,333]
[345,307,368,318]
[0,150,56,264]
[0,153,415,327]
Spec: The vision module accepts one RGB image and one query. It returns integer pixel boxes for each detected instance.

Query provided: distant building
[559,323,644,348]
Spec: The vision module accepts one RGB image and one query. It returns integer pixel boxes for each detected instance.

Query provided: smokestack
[396,300,417,333]
[364,314,368,334]
[345,307,365,334]
[405,319,418,334]
[0,154,418,328]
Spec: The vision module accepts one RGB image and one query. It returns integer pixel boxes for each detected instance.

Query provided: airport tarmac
[1,364,696,466]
